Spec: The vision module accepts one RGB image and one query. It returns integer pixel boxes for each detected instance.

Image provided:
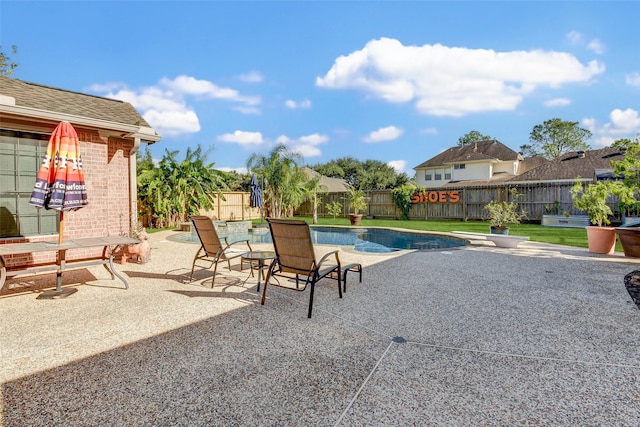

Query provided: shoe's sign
[411,190,460,204]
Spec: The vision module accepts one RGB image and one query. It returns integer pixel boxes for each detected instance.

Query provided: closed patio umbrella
[249,174,263,209]
[249,173,264,223]
[30,121,88,298]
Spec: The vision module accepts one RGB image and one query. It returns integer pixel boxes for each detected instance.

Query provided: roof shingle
[0,75,151,128]
[414,140,520,169]
[509,148,624,182]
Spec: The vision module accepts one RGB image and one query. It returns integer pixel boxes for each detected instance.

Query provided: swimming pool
[175,226,467,253]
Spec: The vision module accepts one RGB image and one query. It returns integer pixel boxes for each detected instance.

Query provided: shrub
[391,186,417,220]
[484,190,526,228]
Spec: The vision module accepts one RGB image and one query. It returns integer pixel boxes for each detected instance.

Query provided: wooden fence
[296,182,623,222]
[199,192,262,221]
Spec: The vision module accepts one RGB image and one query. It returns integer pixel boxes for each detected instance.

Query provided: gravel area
[1,230,639,426]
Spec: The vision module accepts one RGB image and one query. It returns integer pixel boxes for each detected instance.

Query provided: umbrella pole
[56,211,64,292]
[58,211,64,245]
[38,211,77,299]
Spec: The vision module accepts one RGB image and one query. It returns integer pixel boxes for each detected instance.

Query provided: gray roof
[414,140,520,169]
[509,147,625,182]
[302,167,350,193]
[0,75,151,128]
[518,156,549,174]
[441,172,517,188]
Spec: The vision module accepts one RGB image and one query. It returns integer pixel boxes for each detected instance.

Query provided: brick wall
[1,131,134,267]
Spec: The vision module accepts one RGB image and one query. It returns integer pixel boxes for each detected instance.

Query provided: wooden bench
[450,231,529,248]
[0,236,140,292]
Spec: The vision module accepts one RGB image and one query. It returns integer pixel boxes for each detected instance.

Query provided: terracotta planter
[586,226,616,255]
[349,214,363,226]
[615,227,640,258]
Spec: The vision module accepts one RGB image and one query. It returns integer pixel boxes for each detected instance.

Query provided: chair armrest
[317,250,340,268]
[226,239,253,251]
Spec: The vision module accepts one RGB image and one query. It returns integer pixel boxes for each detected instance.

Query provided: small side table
[241,251,276,292]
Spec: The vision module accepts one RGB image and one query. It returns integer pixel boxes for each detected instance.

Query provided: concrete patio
[1,229,639,426]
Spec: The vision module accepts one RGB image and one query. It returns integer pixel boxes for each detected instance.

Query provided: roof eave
[507,177,593,185]
[0,102,161,143]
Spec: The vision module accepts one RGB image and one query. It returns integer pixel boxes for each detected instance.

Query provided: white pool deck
[1,230,639,426]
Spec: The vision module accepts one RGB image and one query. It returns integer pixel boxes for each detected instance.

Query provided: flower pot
[615,227,640,258]
[585,226,616,255]
[490,226,509,235]
[349,214,363,226]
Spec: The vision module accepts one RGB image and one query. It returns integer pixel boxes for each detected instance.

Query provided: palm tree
[247,144,303,218]
[138,146,230,227]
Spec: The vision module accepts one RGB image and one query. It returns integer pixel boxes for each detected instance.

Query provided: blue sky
[3,1,639,177]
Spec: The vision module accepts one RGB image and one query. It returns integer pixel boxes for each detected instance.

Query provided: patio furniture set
[189,215,362,318]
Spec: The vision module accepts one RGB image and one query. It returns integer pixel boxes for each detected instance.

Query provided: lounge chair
[189,215,252,287]
[261,218,343,318]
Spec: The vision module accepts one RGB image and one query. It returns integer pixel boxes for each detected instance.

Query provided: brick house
[0,76,160,265]
[413,139,547,188]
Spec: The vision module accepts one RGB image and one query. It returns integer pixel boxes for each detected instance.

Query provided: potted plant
[483,190,526,235]
[570,180,616,254]
[346,187,367,226]
[610,142,640,256]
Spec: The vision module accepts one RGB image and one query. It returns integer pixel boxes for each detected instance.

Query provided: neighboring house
[301,167,350,193]
[295,168,350,217]
[414,140,545,188]
[508,148,625,184]
[0,75,160,242]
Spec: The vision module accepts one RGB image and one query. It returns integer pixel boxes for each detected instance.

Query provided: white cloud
[233,106,261,115]
[544,98,571,107]
[388,160,407,174]
[587,39,605,54]
[284,98,312,109]
[567,31,604,54]
[217,166,249,174]
[566,31,583,45]
[583,108,640,147]
[89,75,261,137]
[298,133,328,145]
[92,84,201,136]
[316,37,604,117]
[626,72,640,87]
[143,110,200,136]
[363,125,404,143]
[217,130,264,145]
[420,127,438,135]
[237,71,264,83]
[276,133,329,158]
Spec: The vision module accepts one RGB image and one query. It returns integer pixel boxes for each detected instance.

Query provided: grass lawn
[263,216,624,252]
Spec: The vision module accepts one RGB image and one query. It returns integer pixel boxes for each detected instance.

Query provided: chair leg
[308,281,315,318]
[189,249,204,282]
[211,260,220,288]
[261,262,276,305]
[342,264,362,293]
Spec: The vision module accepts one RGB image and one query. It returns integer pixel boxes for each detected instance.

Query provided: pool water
[180,226,466,253]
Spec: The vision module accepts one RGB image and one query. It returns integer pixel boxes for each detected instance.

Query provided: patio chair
[189,215,252,287]
[262,218,343,318]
